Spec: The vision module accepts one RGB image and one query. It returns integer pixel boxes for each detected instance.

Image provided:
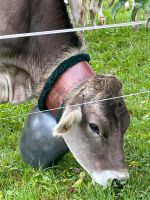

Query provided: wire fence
[0,90,149,121]
[0,21,146,40]
[0,20,149,120]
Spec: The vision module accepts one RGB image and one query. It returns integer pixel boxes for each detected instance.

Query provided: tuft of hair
[53,109,82,136]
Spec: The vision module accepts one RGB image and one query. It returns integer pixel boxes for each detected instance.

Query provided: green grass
[0,4,150,200]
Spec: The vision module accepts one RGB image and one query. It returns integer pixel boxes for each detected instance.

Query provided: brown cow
[0,0,130,186]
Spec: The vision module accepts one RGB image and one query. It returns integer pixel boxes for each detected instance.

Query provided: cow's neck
[3,0,83,89]
[38,54,95,120]
[31,0,84,94]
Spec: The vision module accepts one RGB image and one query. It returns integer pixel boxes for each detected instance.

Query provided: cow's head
[54,75,130,186]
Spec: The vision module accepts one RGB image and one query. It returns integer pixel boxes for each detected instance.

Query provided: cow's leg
[68,0,88,26]
[145,11,150,29]
[68,0,82,26]
[0,64,33,104]
[125,1,130,11]
[98,0,105,25]
[144,1,150,29]
[132,0,140,31]
[82,0,89,26]
[108,0,115,7]
[90,0,98,26]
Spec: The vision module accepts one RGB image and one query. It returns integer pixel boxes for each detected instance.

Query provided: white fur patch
[53,110,82,136]
[0,65,33,104]
[91,170,129,186]
[0,75,9,103]
[125,1,130,10]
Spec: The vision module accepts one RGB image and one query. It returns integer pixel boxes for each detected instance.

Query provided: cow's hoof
[19,106,69,168]
[125,2,130,11]
[99,16,106,25]
[132,24,139,31]
[146,19,150,30]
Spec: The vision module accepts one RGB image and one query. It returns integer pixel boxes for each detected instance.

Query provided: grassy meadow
[0,3,150,200]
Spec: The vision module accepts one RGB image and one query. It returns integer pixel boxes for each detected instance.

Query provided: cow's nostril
[111,179,124,189]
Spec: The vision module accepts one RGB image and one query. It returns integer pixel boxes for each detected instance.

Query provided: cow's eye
[89,123,99,135]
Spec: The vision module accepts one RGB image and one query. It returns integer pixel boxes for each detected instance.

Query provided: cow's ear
[53,106,82,136]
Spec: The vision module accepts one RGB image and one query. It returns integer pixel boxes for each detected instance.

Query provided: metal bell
[20,106,68,168]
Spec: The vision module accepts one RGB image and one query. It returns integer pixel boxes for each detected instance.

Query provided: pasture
[0,4,150,200]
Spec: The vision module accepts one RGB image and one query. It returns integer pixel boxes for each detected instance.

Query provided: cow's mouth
[91,170,129,186]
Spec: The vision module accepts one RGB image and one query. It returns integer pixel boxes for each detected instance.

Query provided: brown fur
[0,0,83,103]
[65,75,122,104]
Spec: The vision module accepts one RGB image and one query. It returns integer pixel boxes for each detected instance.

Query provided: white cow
[65,0,105,26]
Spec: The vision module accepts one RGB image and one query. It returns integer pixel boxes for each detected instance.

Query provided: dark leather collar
[45,61,95,116]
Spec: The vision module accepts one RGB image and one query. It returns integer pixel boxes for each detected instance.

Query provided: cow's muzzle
[91,169,129,186]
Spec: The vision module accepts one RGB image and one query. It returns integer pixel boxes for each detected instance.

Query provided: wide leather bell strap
[45,61,95,115]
